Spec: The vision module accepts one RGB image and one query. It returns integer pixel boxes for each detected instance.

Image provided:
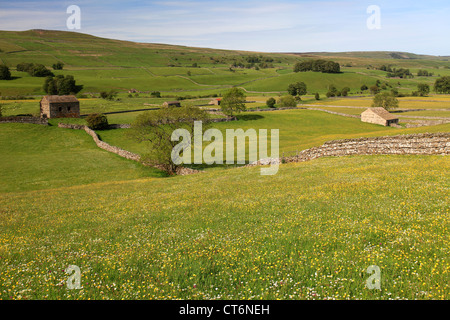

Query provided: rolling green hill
[1,29,449,96]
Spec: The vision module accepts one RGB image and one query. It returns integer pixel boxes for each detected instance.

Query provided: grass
[0,123,166,193]
[0,155,448,299]
[1,30,449,96]
[98,109,450,163]
[0,29,449,301]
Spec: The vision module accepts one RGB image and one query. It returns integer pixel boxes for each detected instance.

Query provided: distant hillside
[0,29,449,96]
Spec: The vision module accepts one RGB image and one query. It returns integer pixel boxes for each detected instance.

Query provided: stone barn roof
[362,107,398,120]
[41,95,79,103]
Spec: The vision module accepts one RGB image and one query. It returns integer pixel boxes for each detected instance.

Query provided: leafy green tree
[294,59,340,73]
[0,65,11,80]
[434,76,450,94]
[16,62,33,72]
[100,90,118,101]
[287,82,307,99]
[417,83,430,96]
[372,92,399,111]
[315,92,320,100]
[277,95,297,108]
[370,85,380,95]
[220,87,246,119]
[43,75,81,95]
[86,113,109,130]
[361,84,368,91]
[341,87,350,96]
[326,84,338,97]
[29,64,54,77]
[128,106,211,175]
[52,62,64,70]
[266,97,276,108]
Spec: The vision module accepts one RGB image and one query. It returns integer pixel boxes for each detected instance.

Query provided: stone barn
[40,95,80,119]
[208,98,222,106]
[361,107,399,126]
[162,101,181,108]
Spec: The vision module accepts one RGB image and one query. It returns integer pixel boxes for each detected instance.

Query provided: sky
[0,0,449,55]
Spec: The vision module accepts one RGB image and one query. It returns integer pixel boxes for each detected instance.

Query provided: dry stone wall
[250,133,449,166]
[57,123,200,175]
[58,123,141,161]
[0,116,48,125]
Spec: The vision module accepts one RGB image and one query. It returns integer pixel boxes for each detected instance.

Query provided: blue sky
[0,0,449,55]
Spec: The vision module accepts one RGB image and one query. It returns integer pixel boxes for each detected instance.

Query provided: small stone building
[162,101,181,108]
[361,107,399,126]
[208,98,222,106]
[40,95,80,119]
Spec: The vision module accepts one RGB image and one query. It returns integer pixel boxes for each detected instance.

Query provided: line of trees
[386,68,413,79]
[294,59,341,73]
[43,75,82,95]
[17,62,54,77]
[417,69,433,77]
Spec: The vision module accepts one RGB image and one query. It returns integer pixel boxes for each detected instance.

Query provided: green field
[0,147,448,299]
[0,29,449,300]
[1,30,449,97]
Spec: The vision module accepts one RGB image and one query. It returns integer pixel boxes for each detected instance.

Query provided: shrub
[277,95,296,108]
[266,97,276,108]
[372,92,399,110]
[0,65,11,80]
[99,90,118,101]
[86,113,109,130]
[315,92,320,100]
[52,62,64,70]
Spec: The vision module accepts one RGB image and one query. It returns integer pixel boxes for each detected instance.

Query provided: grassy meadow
[0,29,449,300]
[0,154,448,300]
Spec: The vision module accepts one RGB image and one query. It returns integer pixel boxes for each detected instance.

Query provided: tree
[100,90,118,101]
[277,95,297,108]
[52,62,64,70]
[341,87,350,96]
[361,84,368,91]
[220,87,246,119]
[370,85,380,95]
[434,76,450,94]
[128,106,211,175]
[326,84,338,97]
[266,97,276,108]
[86,113,109,130]
[417,83,430,96]
[43,75,82,95]
[0,65,11,80]
[315,92,320,100]
[294,59,340,73]
[372,92,399,111]
[287,82,307,99]
[29,64,54,77]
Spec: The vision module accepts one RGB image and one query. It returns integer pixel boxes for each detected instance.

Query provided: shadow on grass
[185,163,248,171]
[236,114,264,121]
